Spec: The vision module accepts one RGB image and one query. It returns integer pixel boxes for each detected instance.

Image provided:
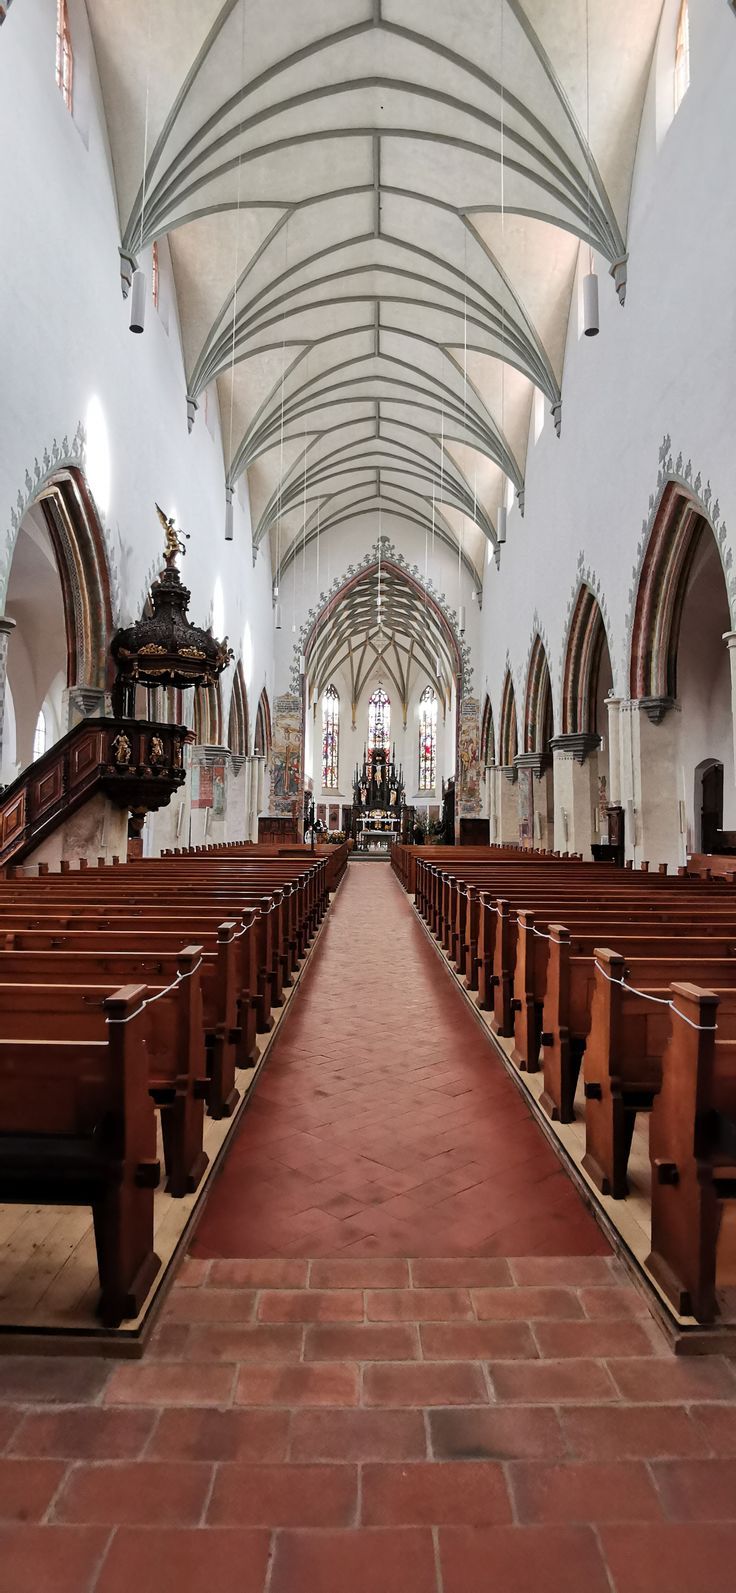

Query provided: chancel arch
[1,468,114,783]
[628,483,736,864]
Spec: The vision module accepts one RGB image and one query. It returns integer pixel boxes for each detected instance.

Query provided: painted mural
[271,692,302,816]
[456,694,482,818]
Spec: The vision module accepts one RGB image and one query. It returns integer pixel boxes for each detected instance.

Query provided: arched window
[674,0,690,111]
[321,685,339,789]
[152,241,160,310]
[33,710,47,762]
[56,0,73,112]
[368,686,390,754]
[418,686,437,791]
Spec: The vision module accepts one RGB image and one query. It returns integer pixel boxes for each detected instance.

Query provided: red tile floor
[1,862,736,1591]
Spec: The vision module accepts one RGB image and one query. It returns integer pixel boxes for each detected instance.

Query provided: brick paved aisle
[1,862,735,1592]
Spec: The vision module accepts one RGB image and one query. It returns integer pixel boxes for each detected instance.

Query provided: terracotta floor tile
[9,1409,155,1461]
[95,1527,271,1593]
[207,1461,357,1526]
[364,1361,488,1407]
[289,1408,427,1461]
[511,1459,664,1523]
[429,1406,566,1461]
[0,1459,67,1522]
[148,1407,289,1462]
[599,1523,736,1593]
[439,1525,611,1592]
[0,1526,109,1593]
[55,1461,212,1526]
[269,1528,439,1593]
[362,1461,511,1526]
[235,1363,360,1407]
[304,1323,418,1360]
[652,1458,736,1520]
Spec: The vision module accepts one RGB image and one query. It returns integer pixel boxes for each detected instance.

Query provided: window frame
[417,685,437,792]
[321,684,340,790]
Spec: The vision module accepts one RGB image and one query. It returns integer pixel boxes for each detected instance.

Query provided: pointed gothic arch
[254,687,272,758]
[227,662,250,757]
[524,636,553,754]
[562,586,612,736]
[629,482,727,707]
[194,679,223,746]
[498,671,518,766]
[480,693,495,766]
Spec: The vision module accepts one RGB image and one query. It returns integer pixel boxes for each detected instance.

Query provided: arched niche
[2,470,113,778]
[519,637,554,850]
[254,688,272,759]
[498,671,518,766]
[227,662,250,757]
[480,694,495,766]
[629,482,735,862]
[556,584,615,855]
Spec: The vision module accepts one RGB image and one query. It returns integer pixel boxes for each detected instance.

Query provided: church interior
[0,1,735,1588]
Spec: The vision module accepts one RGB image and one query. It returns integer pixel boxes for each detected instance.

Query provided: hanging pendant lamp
[458,605,467,635]
[224,485,234,541]
[274,603,282,630]
[130,268,146,334]
[497,504,507,544]
[583,268,599,337]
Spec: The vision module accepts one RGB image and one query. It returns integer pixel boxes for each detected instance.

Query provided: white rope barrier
[106,955,204,1024]
[592,957,717,1032]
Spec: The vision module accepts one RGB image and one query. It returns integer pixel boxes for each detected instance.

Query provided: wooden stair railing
[0,717,188,870]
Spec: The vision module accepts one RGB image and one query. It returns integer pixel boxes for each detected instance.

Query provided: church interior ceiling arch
[87,0,663,570]
[303,564,459,725]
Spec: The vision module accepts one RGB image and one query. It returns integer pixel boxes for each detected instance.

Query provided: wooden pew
[0,947,210,1195]
[581,948,736,1198]
[647,981,736,1322]
[0,984,160,1326]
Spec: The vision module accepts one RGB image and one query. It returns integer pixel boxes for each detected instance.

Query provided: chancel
[1,1,736,1587]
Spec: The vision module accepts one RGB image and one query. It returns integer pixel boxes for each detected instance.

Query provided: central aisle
[193,860,607,1260]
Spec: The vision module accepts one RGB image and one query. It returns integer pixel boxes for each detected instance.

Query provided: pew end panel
[0,984,161,1327]
[647,983,736,1324]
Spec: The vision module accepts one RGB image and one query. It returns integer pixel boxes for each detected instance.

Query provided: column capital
[637,695,677,725]
[550,732,601,765]
[723,631,736,650]
[0,616,16,638]
[514,751,552,778]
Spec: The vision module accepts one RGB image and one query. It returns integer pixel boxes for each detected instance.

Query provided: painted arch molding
[88,0,663,566]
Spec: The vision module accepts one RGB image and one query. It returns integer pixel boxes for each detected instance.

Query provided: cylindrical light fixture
[274,603,282,630]
[458,604,466,635]
[583,271,599,337]
[299,652,306,675]
[435,653,442,678]
[497,504,507,544]
[224,485,234,541]
[129,269,147,334]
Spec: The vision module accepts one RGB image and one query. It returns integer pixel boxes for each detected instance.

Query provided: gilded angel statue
[155,503,190,566]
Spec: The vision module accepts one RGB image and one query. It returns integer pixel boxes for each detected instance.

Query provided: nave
[2,862,736,1593]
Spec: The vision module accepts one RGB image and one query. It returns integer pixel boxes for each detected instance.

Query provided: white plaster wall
[0,0,274,791]
[477,0,736,865]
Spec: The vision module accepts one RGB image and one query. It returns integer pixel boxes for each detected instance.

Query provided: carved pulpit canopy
[111,507,233,709]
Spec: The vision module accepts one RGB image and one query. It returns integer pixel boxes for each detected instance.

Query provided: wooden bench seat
[0,984,160,1327]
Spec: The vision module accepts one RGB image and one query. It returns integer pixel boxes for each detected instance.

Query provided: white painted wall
[477,0,736,865]
[0,0,274,842]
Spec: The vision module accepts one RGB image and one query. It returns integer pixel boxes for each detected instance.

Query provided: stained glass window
[368,686,390,755]
[418,686,437,791]
[321,684,339,789]
[56,0,73,112]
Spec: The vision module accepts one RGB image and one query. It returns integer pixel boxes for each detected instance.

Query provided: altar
[355,813,400,853]
[352,744,404,854]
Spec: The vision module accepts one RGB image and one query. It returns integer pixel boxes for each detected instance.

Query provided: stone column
[605,697,623,806]
[550,734,600,857]
[0,615,16,774]
[496,766,519,843]
[626,698,683,869]
[722,633,736,793]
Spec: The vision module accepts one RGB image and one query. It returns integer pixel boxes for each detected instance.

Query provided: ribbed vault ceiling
[305,565,458,720]
[87,0,662,572]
